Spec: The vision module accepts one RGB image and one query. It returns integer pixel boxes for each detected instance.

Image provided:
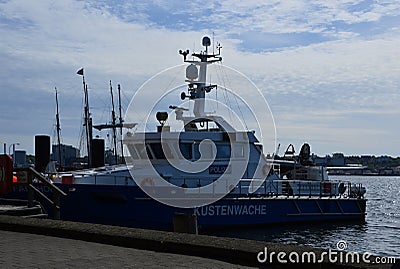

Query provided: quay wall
[0,215,397,269]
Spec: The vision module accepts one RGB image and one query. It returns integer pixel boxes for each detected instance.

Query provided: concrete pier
[0,216,398,268]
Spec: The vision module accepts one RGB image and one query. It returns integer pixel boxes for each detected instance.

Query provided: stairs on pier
[0,199,48,219]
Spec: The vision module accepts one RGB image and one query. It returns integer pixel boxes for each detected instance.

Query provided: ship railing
[232,179,365,199]
[70,174,134,186]
[57,173,365,199]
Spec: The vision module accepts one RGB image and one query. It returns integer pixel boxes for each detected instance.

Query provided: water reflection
[206,221,368,251]
[206,176,400,258]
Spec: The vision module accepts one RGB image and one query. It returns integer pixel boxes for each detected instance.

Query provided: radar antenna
[176,36,222,118]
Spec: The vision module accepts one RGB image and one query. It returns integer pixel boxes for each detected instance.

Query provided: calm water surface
[206,176,400,258]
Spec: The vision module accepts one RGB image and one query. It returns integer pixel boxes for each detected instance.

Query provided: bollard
[173,213,198,235]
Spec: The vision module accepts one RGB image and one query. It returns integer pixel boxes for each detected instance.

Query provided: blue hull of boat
[7,183,366,231]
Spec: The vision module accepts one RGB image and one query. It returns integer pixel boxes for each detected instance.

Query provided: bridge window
[179,143,192,160]
[127,145,139,159]
[216,144,231,159]
[193,143,231,160]
[148,143,173,159]
[193,140,214,160]
[234,145,244,157]
[134,144,150,159]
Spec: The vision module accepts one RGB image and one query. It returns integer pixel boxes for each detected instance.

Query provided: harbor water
[207,175,400,258]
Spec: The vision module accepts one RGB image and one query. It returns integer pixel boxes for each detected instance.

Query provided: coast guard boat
[4,36,366,231]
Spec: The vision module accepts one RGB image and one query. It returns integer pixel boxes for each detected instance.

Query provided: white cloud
[0,0,399,156]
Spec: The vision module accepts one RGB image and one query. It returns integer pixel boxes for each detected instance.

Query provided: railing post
[23,167,66,220]
[334,183,337,197]
[264,180,266,195]
[348,182,351,197]
[286,182,289,197]
[297,181,300,197]
[27,170,34,208]
[319,181,322,198]
[268,181,271,195]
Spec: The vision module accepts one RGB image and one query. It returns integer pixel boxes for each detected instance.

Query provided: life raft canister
[323,181,331,194]
[61,175,74,184]
[0,155,13,194]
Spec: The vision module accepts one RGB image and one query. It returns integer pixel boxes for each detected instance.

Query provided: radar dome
[202,36,211,47]
[186,64,198,80]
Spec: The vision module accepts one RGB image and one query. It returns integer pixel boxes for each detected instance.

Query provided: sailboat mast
[110,81,118,165]
[55,87,62,168]
[85,82,92,167]
[118,84,124,161]
[77,68,92,167]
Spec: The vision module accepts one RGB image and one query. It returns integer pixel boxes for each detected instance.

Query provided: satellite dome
[202,36,211,47]
[186,64,198,80]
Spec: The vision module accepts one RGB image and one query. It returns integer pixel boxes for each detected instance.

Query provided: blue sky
[0,0,399,156]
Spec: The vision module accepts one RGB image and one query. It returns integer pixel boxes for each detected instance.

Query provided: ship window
[149,143,173,159]
[179,143,192,160]
[146,145,153,159]
[161,143,173,159]
[127,145,139,159]
[234,145,244,157]
[134,144,150,159]
[216,144,231,159]
[193,140,213,160]
[194,144,200,160]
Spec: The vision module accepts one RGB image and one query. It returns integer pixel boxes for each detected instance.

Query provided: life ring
[262,164,270,176]
[140,177,155,187]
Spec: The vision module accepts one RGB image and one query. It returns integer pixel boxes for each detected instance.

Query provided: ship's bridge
[125,129,261,163]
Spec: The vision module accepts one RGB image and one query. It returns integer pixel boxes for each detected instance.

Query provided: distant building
[330,153,345,166]
[14,150,27,167]
[394,166,400,175]
[360,155,374,163]
[375,156,391,165]
[51,144,80,167]
[312,154,329,166]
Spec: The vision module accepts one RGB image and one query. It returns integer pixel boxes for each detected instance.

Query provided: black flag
[77,68,84,76]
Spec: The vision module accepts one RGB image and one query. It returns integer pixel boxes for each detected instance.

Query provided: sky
[1,0,399,157]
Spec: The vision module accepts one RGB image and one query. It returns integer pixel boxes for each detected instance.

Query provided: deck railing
[62,172,365,199]
[234,179,365,199]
